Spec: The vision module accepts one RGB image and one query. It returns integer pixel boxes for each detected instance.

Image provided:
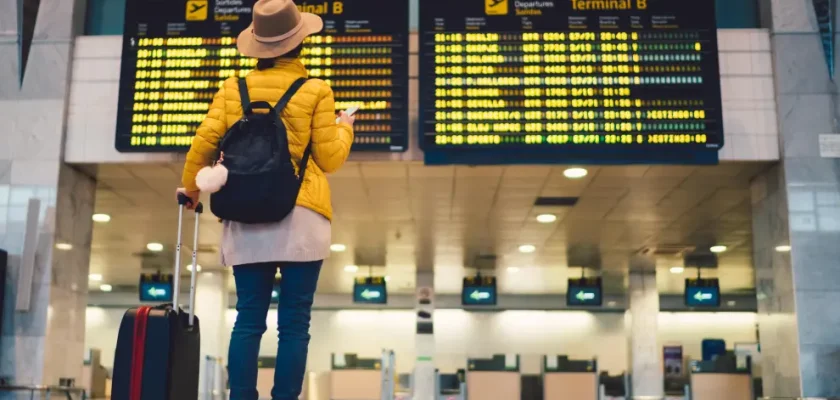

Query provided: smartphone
[336,105,360,123]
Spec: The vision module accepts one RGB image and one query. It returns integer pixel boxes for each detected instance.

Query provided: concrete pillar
[752,0,840,396]
[194,272,230,397]
[413,270,435,400]
[628,261,662,397]
[0,0,96,388]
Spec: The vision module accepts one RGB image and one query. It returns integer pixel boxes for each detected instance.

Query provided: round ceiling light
[92,214,111,223]
[536,214,557,223]
[563,167,588,179]
[146,243,164,252]
[710,245,727,253]
[344,265,359,273]
[518,244,536,254]
[775,245,791,253]
[330,244,347,252]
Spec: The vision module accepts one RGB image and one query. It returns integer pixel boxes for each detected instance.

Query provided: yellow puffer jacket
[181,59,354,220]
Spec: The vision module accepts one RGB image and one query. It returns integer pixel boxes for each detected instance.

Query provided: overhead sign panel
[353,277,388,304]
[566,277,603,306]
[684,278,720,307]
[139,273,174,302]
[117,0,410,153]
[419,0,723,165]
[462,276,497,306]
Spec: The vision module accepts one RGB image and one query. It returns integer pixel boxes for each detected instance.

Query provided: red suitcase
[111,194,203,400]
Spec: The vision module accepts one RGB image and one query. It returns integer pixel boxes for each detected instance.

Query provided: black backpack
[209,78,310,224]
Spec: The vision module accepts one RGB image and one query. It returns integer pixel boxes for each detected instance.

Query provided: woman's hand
[176,188,201,210]
[337,110,355,127]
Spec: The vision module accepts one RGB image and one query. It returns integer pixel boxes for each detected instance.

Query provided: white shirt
[219,206,331,266]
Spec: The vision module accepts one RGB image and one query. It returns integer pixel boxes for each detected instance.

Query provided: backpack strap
[273,78,311,181]
[274,78,308,112]
[238,78,251,111]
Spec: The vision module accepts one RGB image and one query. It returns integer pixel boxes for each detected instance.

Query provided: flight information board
[116,0,410,153]
[419,0,723,165]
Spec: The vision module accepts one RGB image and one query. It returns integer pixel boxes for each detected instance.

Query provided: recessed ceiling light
[507,267,520,273]
[147,243,164,252]
[670,266,685,274]
[89,274,103,282]
[187,264,202,272]
[55,243,73,251]
[710,245,727,253]
[727,300,736,307]
[100,284,113,292]
[563,167,588,179]
[775,245,791,253]
[536,214,557,223]
[92,214,111,223]
[330,244,347,252]
[607,301,617,307]
[344,265,359,273]
[518,244,536,253]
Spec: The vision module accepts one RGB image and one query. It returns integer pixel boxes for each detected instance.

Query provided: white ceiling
[85,161,770,295]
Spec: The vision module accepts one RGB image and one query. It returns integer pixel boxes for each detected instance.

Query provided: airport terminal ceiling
[84,162,768,296]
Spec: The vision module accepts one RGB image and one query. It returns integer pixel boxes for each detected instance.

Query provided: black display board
[116,0,410,153]
[419,0,723,165]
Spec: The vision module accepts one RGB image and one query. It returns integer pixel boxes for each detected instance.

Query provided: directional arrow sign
[361,289,381,300]
[470,290,491,301]
[693,291,713,301]
[575,291,596,301]
[147,287,167,298]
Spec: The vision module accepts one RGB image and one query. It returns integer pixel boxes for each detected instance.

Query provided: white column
[194,272,230,397]
[413,271,436,400]
[628,267,662,397]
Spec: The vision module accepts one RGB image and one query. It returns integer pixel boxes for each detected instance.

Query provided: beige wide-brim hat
[237,0,324,59]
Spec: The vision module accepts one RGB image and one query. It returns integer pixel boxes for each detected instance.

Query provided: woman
[178,0,354,398]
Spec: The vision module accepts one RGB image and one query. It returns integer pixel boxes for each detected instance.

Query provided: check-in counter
[437,369,466,400]
[689,353,753,400]
[255,357,309,399]
[256,357,276,398]
[598,372,627,399]
[542,356,598,400]
[330,351,395,400]
[82,348,108,399]
[465,355,520,400]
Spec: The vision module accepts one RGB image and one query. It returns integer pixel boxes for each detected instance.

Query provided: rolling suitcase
[112,194,203,400]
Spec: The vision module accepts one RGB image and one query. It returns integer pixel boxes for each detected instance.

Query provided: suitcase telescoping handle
[175,193,203,327]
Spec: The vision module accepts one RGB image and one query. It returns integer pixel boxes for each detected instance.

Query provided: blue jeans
[228,261,323,400]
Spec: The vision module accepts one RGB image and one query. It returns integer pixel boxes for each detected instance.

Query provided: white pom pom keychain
[196,152,229,194]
